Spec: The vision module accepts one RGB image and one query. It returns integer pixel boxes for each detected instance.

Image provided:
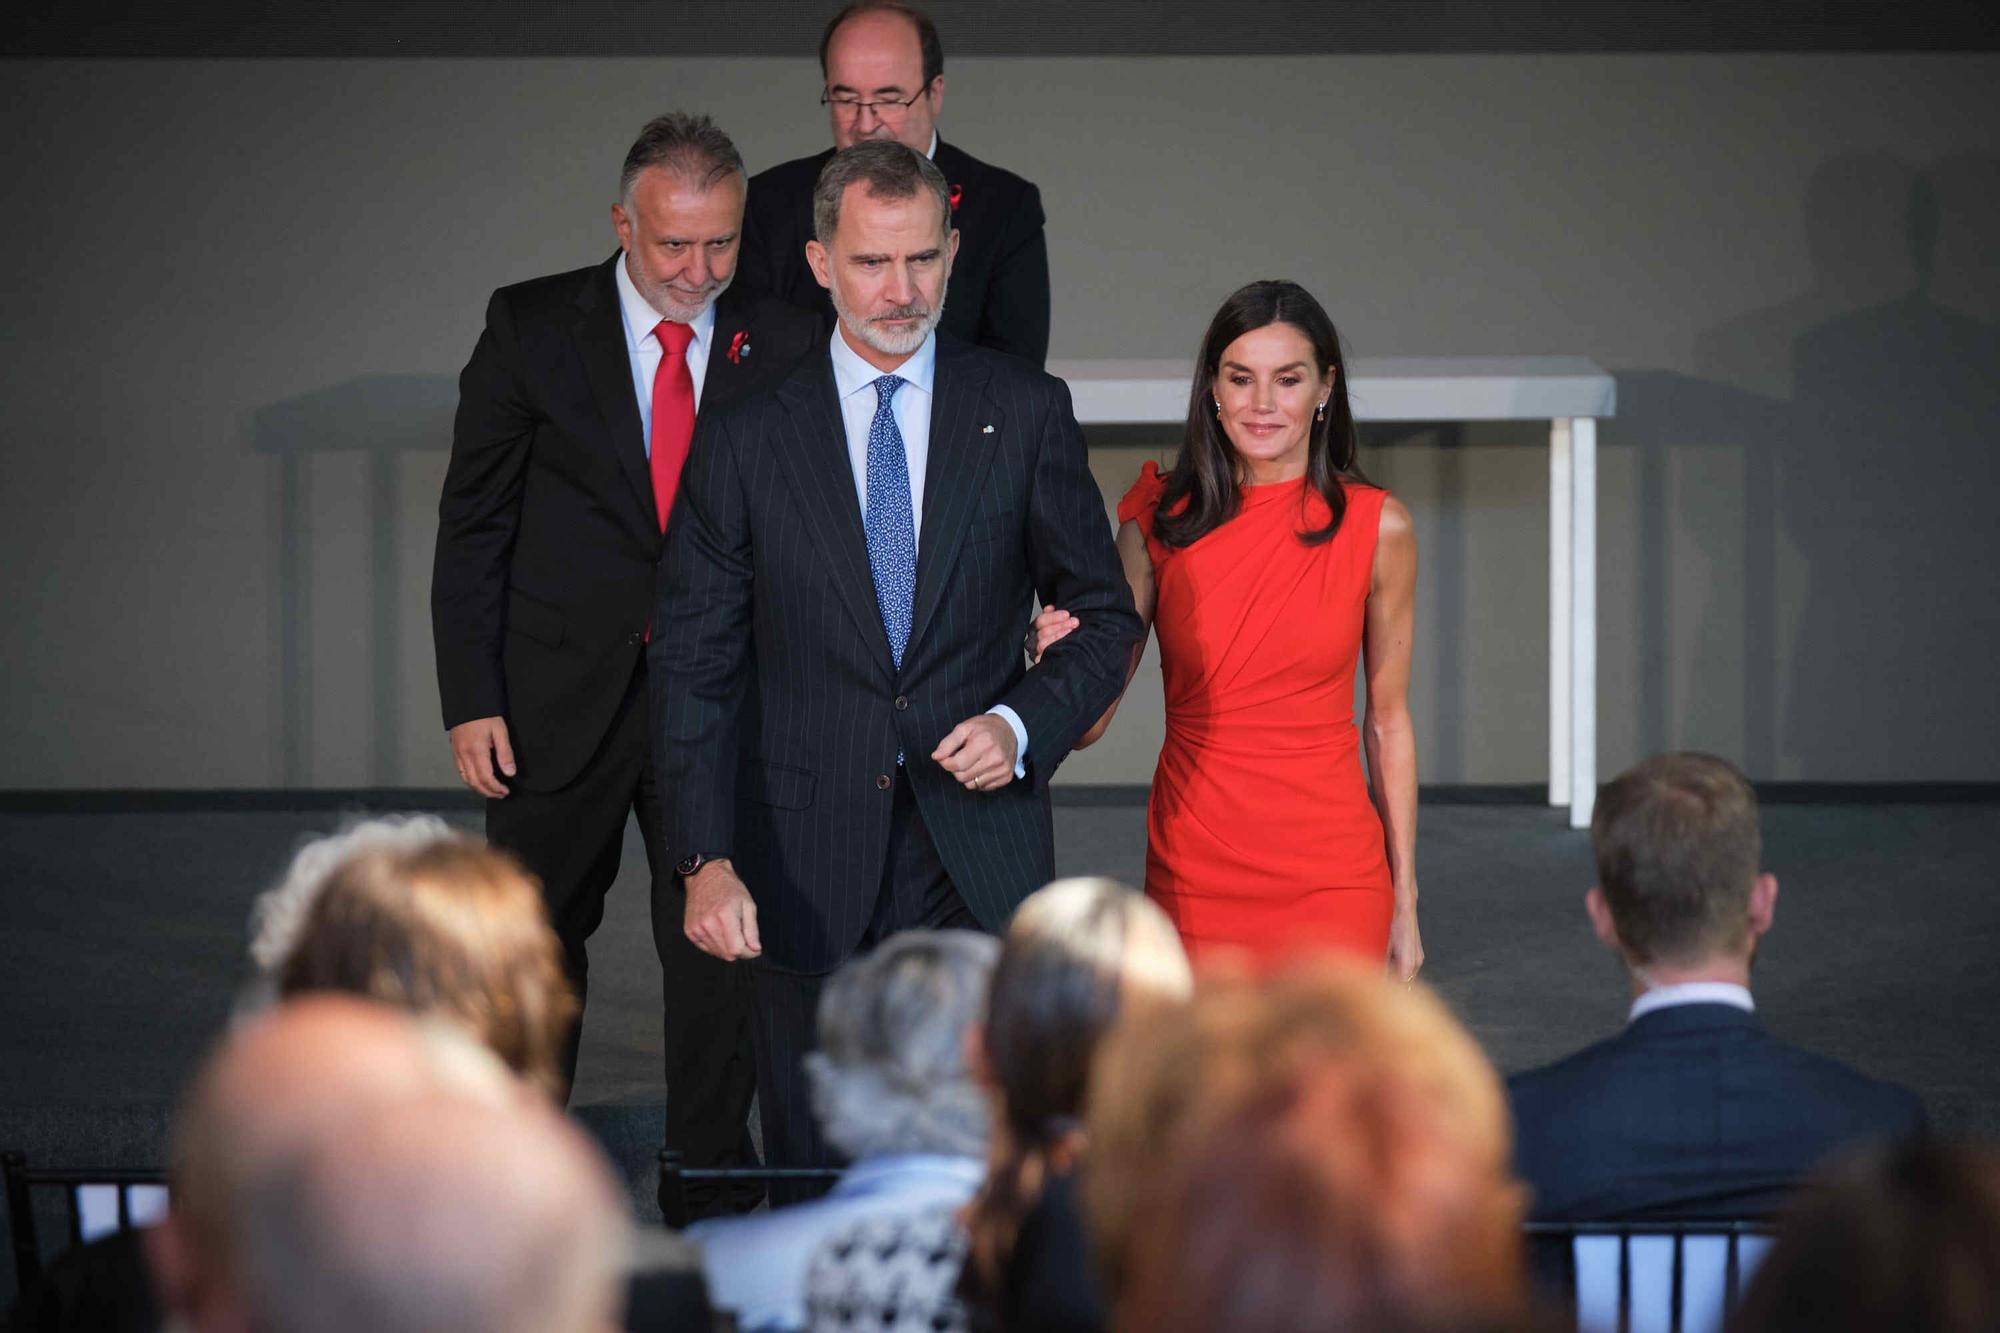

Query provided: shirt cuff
[986,705,1029,779]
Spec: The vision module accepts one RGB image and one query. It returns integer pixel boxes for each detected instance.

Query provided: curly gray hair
[806,930,998,1160]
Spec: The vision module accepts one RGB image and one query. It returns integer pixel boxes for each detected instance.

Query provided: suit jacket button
[894,695,909,711]
[627,632,643,645]
[876,774,892,791]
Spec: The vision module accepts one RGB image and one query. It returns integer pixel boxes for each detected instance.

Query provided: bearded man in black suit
[738,1,1051,366]
[653,141,1136,1176]
[431,112,819,1220]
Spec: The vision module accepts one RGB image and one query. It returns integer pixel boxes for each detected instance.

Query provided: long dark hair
[1155,280,1367,549]
[961,879,1192,1301]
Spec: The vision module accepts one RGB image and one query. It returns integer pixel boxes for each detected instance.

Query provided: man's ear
[926,74,946,123]
[945,226,961,273]
[962,1020,995,1092]
[611,202,633,254]
[145,1212,195,1318]
[805,238,832,292]
[1747,872,1778,941]
[1585,886,1622,952]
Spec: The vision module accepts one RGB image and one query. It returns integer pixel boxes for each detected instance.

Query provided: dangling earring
[1315,400,1327,423]
[1213,397,1223,420]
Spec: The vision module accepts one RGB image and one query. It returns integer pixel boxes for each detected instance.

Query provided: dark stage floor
[3,796,1995,1290]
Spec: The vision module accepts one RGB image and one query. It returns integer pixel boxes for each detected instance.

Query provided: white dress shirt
[827,326,1028,773]
[614,254,716,452]
[1628,981,1755,1024]
[829,324,935,544]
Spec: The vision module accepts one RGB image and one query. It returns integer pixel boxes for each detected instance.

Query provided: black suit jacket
[650,334,1138,972]
[431,257,819,791]
[739,139,1051,366]
[1507,1003,1925,1221]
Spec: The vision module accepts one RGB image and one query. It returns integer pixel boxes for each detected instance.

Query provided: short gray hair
[806,930,998,1159]
[620,111,745,202]
[812,139,951,245]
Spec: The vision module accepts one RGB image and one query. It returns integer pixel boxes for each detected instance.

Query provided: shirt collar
[830,1153,983,1198]
[926,130,938,159]
[829,324,936,404]
[1629,981,1755,1024]
[613,252,717,356]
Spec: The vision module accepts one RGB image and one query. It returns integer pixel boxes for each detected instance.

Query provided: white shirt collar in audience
[1629,981,1755,1023]
[926,130,938,159]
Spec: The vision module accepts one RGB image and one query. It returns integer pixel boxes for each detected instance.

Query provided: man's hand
[932,714,1019,793]
[684,860,762,961]
[448,716,515,798]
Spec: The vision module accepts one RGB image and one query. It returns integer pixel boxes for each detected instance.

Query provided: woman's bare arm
[1030,520,1155,749]
[1364,496,1423,980]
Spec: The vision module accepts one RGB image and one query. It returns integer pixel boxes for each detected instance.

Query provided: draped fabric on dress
[1119,462,1393,965]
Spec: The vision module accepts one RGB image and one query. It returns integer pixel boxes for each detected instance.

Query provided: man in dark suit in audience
[652,141,1137,1177]
[737,1,1052,365]
[1508,752,1925,1221]
[431,113,819,1218]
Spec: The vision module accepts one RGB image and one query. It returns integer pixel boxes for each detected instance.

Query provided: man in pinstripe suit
[651,141,1139,1175]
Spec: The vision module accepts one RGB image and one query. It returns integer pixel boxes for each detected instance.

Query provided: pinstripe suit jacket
[650,334,1140,972]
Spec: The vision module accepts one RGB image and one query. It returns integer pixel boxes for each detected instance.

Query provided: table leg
[1569,417,1597,829]
[1549,419,1571,807]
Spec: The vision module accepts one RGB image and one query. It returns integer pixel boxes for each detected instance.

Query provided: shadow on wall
[1621,153,2000,779]
[253,374,457,786]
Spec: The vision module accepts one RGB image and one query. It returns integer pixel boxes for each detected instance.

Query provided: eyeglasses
[820,87,933,119]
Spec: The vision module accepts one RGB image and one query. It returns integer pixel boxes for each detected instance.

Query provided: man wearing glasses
[738,1,1051,366]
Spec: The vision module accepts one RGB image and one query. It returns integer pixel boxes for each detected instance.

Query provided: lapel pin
[982,424,995,434]
[727,330,751,364]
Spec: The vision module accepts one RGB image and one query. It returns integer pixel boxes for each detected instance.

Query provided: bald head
[153,997,519,1328]
[241,1092,628,1333]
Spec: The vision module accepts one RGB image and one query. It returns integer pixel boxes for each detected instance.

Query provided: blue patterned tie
[864,374,916,670]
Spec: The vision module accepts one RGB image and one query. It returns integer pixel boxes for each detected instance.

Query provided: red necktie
[650,320,697,533]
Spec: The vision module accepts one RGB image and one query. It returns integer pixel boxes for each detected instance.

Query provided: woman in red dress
[1036,281,1422,977]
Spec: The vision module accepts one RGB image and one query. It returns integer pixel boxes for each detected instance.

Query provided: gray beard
[830,283,948,358]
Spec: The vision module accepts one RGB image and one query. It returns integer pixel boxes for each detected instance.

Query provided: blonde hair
[278,837,575,1098]
[1086,962,1527,1331]
[963,878,1192,1293]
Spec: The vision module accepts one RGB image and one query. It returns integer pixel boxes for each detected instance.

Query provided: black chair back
[4,1151,169,1291]
[654,1149,843,1226]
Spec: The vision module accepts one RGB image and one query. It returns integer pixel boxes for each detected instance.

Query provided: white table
[1048,356,1617,828]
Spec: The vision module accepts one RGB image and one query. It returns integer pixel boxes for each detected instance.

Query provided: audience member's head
[1586,752,1777,987]
[963,877,1192,1286]
[245,814,455,980]
[272,831,575,1096]
[1733,1138,2000,1333]
[238,1089,629,1333]
[1087,964,1528,1333]
[806,929,999,1161]
[148,996,521,1331]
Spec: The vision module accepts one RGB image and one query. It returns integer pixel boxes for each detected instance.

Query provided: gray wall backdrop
[2,54,1995,789]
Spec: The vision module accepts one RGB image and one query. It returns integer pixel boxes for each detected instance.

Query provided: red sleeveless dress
[1117,462,1394,966]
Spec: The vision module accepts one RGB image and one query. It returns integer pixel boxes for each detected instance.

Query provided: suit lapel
[572,254,656,526]
[908,339,1001,661]
[703,285,752,405]
[772,353,898,678]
